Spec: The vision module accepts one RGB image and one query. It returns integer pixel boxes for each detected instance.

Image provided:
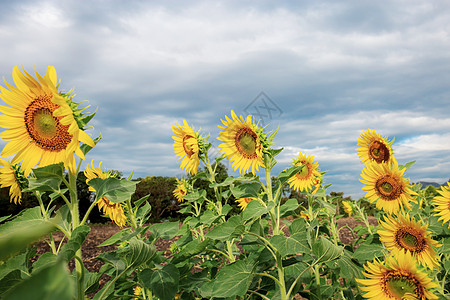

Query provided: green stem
[265,163,279,236]
[80,198,98,227]
[126,199,137,230]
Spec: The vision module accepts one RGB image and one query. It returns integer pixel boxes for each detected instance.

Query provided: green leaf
[242,199,268,221]
[0,217,55,261]
[399,160,416,171]
[139,264,180,300]
[201,260,254,298]
[270,233,309,257]
[199,210,220,226]
[336,250,363,279]
[439,237,450,254]
[59,225,90,261]
[312,237,343,263]
[279,198,300,218]
[353,238,384,263]
[278,165,303,185]
[25,163,65,192]
[289,218,307,235]
[221,204,233,216]
[0,270,22,295]
[150,222,180,239]
[3,260,74,300]
[172,239,210,264]
[210,176,236,188]
[230,182,261,199]
[80,134,102,156]
[136,202,152,224]
[119,238,156,268]
[0,215,11,223]
[235,173,259,182]
[206,216,244,241]
[88,177,137,203]
[183,189,207,204]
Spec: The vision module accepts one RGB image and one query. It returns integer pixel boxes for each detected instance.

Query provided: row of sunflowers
[0,65,449,299]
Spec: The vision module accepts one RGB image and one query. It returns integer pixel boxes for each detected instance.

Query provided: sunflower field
[0,66,449,299]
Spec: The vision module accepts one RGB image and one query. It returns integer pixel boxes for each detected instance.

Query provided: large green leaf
[150,222,180,239]
[3,260,74,300]
[88,177,137,203]
[205,216,244,241]
[25,163,65,192]
[289,218,307,235]
[59,225,90,261]
[270,232,309,257]
[200,260,254,298]
[352,236,384,263]
[242,199,268,221]
[139,264,180,300]
[230,182,261,199]
[172,239,210,264]
[312,237,343,263]
[279,198,300,218]
[119,238,156,268]
[336,250,363,279]
[277,165,303,185]
[199,210,220,226]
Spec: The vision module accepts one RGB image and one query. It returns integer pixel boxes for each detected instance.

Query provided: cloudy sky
[1,0,450,198]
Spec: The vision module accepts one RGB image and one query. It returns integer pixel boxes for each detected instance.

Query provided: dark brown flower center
[24,96,72,152]
[369,140,390,163]
[376,175,403,200]
[235,127,258,159]
[395,227,425,253]
[182,135,196,157]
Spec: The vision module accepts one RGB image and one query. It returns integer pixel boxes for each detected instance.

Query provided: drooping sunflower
[299,210,311,221]
[173,178,188,202]
[0,158,27,204]
[342,200,353,217]
[357,129,396,166]
[378,213,440,270]
[0,66,94,175]
[360,161,416,215]
[172,120,201,175]
[217,110,264,174]
[287,152,321,193]
[85,160,127,227]
[356,251,438,300]
[432,183,450,227]
[236,197,256,211]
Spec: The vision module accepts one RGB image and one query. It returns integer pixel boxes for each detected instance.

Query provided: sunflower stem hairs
[356,251,438,299]
[360,161,417,215]
[217,110,268,174]
[357,129,397,166]
[0,66,95,175]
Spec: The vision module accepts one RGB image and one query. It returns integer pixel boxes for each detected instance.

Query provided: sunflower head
[378,213,440,270]
[342,200,353,217]
[357,129,396,166]
[0,158,27,204]
[85,160,127,227]
[360,162,417,215]
[287,152,321,193]
[172,120,205,175]
[236,197,256,210]
[432,182,450,228]
[0,66,94,175]
[217,110,267,174]
[356,251,438,300]
[299,210,311,221]
[173,178,189,202]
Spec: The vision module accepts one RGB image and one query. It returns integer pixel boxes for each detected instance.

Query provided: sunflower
[0,158,27,204]
[378,213,440,270]
[360,161,416,215]
[172,120,201,175]
[299,210,311,221]
[85,160,127,227]
[287,152,320,192]
[0,66,94,175]
[356,251,438,299]
[173,178,188,202]
[432,183,450,227]
[342,200,353,217]
[217,110,264,174]
[357,129,396,166]
[236,197,256,210]
[133,285,142,300]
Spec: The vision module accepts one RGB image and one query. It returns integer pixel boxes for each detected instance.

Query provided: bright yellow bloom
[85,160,127,227]
[0,158,26,204]
[357,129,396,166]
[217,110,264,174]
[236,197,256,211]
[0,66,94,175]
[173,178,188,202]
[133,285,142,300]
[432,183,450,227]
[360,161,416,215]
[378,213,440,270]
[172,120,200,175]
[356,251,438,299]
[299,210,310,221]
[287,152,320,192]
[342,200,353,217]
